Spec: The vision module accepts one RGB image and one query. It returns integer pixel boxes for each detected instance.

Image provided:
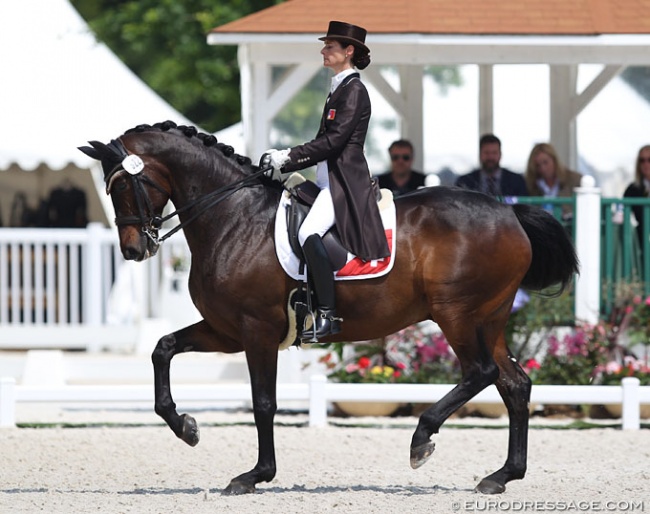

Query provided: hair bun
[353,52,371,70]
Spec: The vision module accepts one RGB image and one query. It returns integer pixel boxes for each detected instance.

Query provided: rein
[152,166,270,244]
[108,142,271,245]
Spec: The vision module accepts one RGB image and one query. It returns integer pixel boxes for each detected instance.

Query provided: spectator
[455,134,528,198]
[623,144,650,248]
[376,139,427,197]
[46,179,88,228]
[524,142,582,219]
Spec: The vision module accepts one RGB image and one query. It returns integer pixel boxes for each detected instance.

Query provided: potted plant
[319,322,461,416]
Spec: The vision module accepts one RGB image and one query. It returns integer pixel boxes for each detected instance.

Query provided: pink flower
[345,363,360,373]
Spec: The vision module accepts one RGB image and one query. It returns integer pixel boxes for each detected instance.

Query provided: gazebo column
[549,65,578,171]
[364,65,425,170]
[239,43,320,159]
[549,64,623,172]
[400,65,425,170]
[478,64,494,137]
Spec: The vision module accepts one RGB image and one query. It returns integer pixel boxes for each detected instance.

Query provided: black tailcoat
[283,73,390,261]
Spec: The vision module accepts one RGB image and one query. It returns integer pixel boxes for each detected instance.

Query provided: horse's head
[79,136,170,261]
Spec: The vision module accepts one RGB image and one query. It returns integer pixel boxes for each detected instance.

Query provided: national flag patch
[327,109,336,120]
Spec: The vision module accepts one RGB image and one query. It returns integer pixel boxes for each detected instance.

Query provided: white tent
[0,0,196,226]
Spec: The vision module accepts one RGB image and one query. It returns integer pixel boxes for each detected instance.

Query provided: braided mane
[124,120,253,168]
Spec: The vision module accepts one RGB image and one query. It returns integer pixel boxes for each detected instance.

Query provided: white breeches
[298,187,335,246]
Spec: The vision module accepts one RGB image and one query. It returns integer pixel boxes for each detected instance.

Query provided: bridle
[106,138,270,245]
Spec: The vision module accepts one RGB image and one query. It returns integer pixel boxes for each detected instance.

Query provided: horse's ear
[78,144,99,160]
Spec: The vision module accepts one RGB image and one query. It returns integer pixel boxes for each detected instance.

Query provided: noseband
[105,148,169,245]
[105,137,271,245]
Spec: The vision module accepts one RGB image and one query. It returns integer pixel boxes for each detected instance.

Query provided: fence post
[0,377,16,428]
[309,375,327,427]
[574,176,601,324]
[84,223,104,351]
[621,377,640,430]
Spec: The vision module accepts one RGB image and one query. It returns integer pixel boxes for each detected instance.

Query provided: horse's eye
[114,181,128,192]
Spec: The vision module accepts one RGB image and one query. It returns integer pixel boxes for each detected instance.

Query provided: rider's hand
[260,149,290,181]
[259,150,276,170]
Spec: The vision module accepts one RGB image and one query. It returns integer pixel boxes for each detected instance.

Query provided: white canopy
[0,0,195,171]
[0,0,200,226]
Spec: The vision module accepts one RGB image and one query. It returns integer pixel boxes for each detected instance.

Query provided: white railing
[0,223,192,351]
[0,375,647,430]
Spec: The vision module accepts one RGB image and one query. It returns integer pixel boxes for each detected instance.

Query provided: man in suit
[377,139,426,197]
[455,134,528,197]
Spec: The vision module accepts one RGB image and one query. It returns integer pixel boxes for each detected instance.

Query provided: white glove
[260,149,291,181]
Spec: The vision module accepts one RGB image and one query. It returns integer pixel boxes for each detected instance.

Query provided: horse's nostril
[123,247,142,261]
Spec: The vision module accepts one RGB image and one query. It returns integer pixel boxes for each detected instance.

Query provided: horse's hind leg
[410,326,499,468]
[475,342,532,494]
[152,320,241,446]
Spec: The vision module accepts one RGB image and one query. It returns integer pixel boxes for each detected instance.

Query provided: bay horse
[79,121,578,495]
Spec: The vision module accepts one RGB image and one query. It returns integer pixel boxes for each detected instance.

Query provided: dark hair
[479,133,501,148]
[352,49,371,70]
[389,139,414,154]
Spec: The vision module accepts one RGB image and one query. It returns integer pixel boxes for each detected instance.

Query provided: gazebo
[208,0,650,173]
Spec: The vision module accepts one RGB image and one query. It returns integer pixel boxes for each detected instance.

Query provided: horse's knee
[151,333,177,367]
[462,356,500,390]
[498,361,532,397]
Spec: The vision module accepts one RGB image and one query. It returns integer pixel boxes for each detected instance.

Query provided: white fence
[0,375,647,430]
[0,223,191,351]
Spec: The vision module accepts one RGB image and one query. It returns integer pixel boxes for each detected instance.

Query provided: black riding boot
[300,234,342,340]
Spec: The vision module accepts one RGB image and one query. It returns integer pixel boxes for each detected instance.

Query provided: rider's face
[321,39,351,74]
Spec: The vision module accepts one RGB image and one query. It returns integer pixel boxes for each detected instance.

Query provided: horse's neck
[169,163,276,258]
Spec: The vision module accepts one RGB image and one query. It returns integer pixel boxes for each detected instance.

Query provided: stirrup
[301,311,342,341]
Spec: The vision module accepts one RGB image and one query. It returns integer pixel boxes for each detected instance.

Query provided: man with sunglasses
[377,139,426,197]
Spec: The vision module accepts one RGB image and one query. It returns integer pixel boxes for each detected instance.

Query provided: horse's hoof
[222,480,256,495]
[179,414,200,447]
[410,441,435,469]
[475,478,506,494]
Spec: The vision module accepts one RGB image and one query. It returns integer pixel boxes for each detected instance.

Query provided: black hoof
[410,441,435,469]
[222,480,256,495]
[475,478,506,494]
[179,414,200,447]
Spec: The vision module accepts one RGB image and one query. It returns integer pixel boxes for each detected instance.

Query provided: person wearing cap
[260,20,389,340]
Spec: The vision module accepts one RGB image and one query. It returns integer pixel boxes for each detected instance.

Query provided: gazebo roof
[211,0,650,36]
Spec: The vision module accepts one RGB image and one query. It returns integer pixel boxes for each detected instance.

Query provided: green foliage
[71,0,282,132]
[506,290,575,362]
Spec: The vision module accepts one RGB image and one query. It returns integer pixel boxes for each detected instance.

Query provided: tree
[71,0,281,132]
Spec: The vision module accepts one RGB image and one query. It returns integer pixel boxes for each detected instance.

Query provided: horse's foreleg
[223,332,279,495]
[475,347,531,494]
[410,328,499,469]
[152,321,240,446]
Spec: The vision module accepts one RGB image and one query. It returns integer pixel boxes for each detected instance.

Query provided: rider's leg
[298,189,340,339]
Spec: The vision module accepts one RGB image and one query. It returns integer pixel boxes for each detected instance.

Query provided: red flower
[394,371,402,378]
[358,356,371,369]
[525,359,541,370]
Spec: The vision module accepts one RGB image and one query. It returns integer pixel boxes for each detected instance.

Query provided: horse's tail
[512,203,580,293]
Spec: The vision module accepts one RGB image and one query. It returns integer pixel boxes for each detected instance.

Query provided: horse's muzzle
[121,231,159,261]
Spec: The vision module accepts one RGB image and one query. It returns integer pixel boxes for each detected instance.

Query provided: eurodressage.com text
[452,500,646,512]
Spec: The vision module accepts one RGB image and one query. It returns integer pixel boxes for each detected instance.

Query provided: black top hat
[319,21,369,54]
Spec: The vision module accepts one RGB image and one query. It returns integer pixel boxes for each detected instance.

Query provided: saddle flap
[292,180,321,206]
